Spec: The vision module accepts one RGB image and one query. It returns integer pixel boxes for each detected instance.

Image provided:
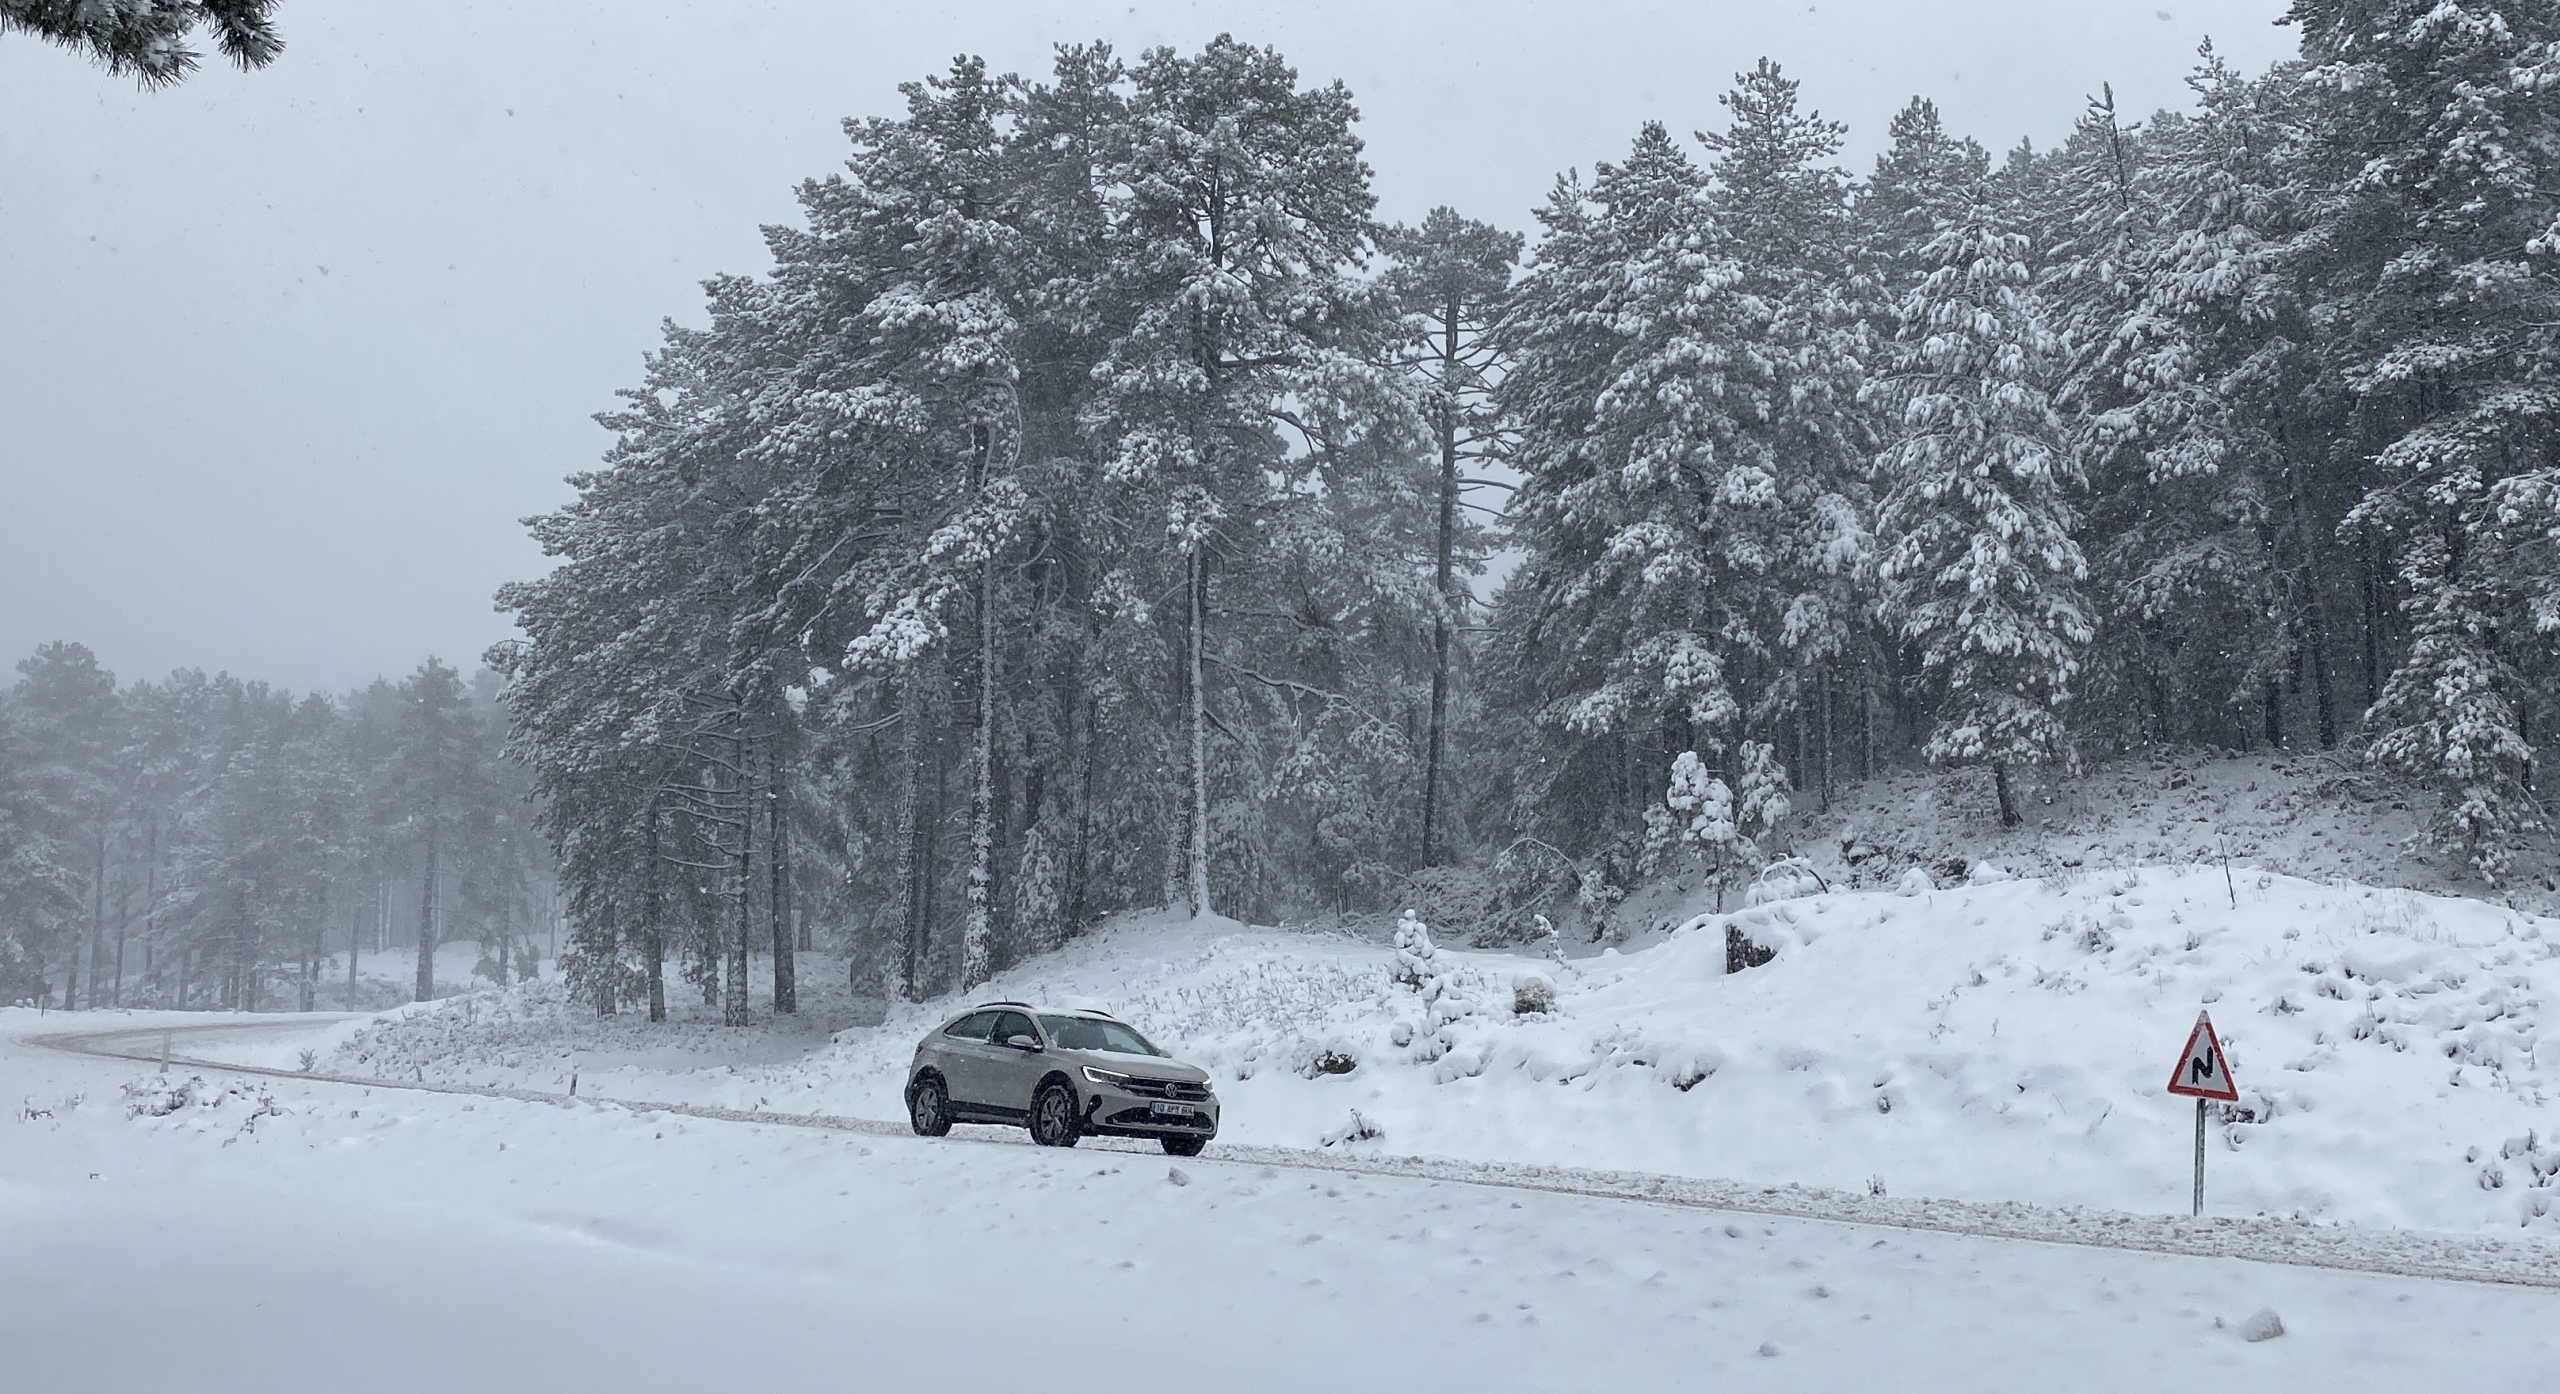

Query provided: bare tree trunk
[595,895,619,1018]
[1860,672,1873,781]
[66,834,98,1010]
[300,912,320,1012]
[1163,630,1189,911]
[415,824,439,1002]
[768,740,796,1013]
[1993,761,2021,828]
[2362,536,2384,707]
[726,734,752,1027]
[963,432,998,987]
[110,862,129,1008]
[142,822,160,1000]
[346,899,361,1006]
[1069,663,1097,938]
[893,680,929,1001]
[1186,549,1212,920]
[643,800,666,1023]
[1421,299,1461,867]
[1820,668,1834,812]
[2276,419,2340,750]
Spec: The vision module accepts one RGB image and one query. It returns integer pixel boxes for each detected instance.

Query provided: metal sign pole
[2167,1010,2237,1219]
[2192,1097,2205,1217]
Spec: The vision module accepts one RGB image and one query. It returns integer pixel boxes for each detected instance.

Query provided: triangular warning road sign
[2165,1011,2240,1101]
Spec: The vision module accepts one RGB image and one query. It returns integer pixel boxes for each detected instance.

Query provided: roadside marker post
[2164,1011,2240,1216]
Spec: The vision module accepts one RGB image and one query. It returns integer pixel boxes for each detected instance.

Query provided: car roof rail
[974,999,1033,1010]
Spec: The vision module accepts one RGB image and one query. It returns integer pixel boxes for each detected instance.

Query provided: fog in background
[0,0,2296,694]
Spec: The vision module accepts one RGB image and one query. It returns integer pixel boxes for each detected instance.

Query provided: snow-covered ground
[265,859,2560,1241]
[7,1011,2558,1393]
[1790,745,2559,910]
[28,755,2560,1387]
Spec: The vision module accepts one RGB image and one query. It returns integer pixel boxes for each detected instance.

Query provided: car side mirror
[1005,1034,1042,1052]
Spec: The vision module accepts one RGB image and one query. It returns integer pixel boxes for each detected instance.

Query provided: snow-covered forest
[0,645,546,1010]
[19,8,2560,1388]
[8,4,2559,1020]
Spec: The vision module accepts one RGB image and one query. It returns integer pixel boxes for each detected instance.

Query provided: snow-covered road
[6,1011,2558,1392]
[45,1015,2560,1290]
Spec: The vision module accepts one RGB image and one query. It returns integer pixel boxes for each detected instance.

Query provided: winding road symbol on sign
[2166,1011,2240,1102]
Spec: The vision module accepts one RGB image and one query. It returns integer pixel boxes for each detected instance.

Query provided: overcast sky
[0,1,2299,694]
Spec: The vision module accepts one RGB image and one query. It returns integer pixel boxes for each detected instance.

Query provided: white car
[903,1001,1220,1156]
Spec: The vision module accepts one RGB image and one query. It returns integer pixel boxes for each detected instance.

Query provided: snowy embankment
[301,861,2560,1238]
[1794,745,2558,910]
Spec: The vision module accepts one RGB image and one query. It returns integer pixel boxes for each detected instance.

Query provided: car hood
[1060,1050,1209,1084]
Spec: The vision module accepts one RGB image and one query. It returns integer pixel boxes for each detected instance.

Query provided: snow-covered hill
[310,858,2560,1238]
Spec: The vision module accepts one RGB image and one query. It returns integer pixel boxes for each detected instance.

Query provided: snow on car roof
[966,1000,1119,1019]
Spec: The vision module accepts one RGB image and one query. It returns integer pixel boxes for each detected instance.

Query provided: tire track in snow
[32,1019,2560,1292]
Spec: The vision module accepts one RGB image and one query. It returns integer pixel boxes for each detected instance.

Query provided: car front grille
[1106,1106,1214,1130]
[1121,1076,1211,1101]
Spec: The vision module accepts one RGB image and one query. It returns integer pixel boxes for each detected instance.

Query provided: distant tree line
[0,644,546,1009]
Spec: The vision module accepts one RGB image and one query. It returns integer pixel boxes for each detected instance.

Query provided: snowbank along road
[9,1007,2560,1394]
[29,1013,2560,1292]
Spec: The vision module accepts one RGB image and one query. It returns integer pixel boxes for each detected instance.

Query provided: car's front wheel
[908,1074,953,1137]
[1161,1133,1206,1157]
[1030,1080,1082,1148]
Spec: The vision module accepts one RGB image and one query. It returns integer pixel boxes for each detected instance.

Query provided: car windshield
[1037,1015,1161,1056]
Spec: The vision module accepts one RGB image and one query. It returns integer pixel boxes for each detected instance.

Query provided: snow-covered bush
[1743,856,1828,906]
[119,1075,284,1134]
[1647,747,1796,908]
[1291,1036,1359,1077]
[1391,909,1436,989]
[1512,974,1557,1015]
[1389,909,1483,1059]
[1320,1108,1383,1147]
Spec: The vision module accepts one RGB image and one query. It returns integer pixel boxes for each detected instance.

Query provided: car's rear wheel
[1161,1133,1206,1157]
[908,1074,953,1137]
[1030,1080,1082,1148]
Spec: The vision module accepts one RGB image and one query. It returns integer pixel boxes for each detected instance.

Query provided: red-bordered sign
[2165,1011,2240,1101]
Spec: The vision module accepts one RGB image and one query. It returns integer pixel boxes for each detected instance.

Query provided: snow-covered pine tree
[1872,194,2090,826]
[2284,0,2560,876]
[1391,907,1435,988]
[6,643,122,1008]
[2098,50,2346,753]
[1086,37,1393,920]
[0,691,83,1006]
[737,56,1038,995]
[1382,208,1520,866]
[1496,123,1763,860]
[1,0,282,86]
[1699,60,1876,804]
[1858,98,1993,310]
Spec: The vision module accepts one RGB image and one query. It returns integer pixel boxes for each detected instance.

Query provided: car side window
[942,1010,999,1041]
[991,1011,1036,1046]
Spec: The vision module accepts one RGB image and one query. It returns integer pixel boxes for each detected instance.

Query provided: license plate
[1150,1101,1196,1119]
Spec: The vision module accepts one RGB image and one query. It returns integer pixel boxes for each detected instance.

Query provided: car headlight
[1081,1066,1131,1087]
